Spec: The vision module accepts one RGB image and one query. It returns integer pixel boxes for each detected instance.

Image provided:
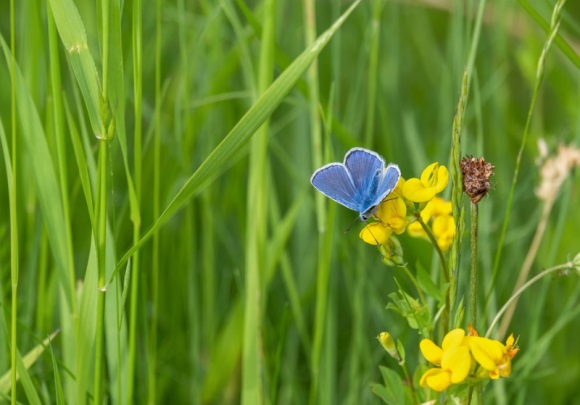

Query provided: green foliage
[0,0,579,403]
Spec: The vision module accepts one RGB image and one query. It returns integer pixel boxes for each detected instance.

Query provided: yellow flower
[407,197,455,251]
[469,334,519,380]
[419,329,472,392]
[360,222,392,245]
[360,186,408,246]
[432,214,455,251]
[402,163,449,203]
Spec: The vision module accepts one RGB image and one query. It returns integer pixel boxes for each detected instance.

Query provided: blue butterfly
[311,147,401,221]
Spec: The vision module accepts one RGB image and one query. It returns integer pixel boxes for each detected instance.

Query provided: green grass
[1,0,580,403]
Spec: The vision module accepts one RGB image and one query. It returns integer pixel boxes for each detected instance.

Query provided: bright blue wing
[374,164,401,205]
[310,163,363,212]
[344,148,386,215]
[344,148,385,193]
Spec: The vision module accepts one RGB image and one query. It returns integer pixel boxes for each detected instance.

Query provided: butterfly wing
[375,164,401,203]
[344,148,385,193]
[310,163,363,212]
[343,148,387,215]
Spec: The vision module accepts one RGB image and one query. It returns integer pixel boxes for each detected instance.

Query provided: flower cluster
[419,327,519,392]
[359,162,455,255]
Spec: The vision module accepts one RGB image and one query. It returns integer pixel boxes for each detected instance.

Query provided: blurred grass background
[0,0,579,403]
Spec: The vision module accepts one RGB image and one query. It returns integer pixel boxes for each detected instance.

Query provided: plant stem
[148,0,162,400]
[400,362,418,404]
[127,0,142,401]
[400,265,427,307]
[485,262,572,337]
[94,139,109,404]
[497,200,552,338]
[416,216,449,281]
[9,0,18,403]
[469,202,479,329]
[416,215,450,331]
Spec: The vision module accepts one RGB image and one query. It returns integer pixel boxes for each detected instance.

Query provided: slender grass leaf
[48,0,104,136]
[0,330,60,397]
[115,0,362,275]
[0,35,73,310]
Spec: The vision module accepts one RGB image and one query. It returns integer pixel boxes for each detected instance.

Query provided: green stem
[416,216,449,281]
[469,202,478,329]
[127,0,142,400]
[400,362,418,405]
[416,215,450,332]
[400,265,427,307]
[148,0,162,400]
[488,0,565,306]
[9,0,18,403]
[485,262,572,337]
[94,139,109,404]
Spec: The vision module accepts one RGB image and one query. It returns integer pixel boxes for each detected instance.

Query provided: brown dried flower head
[460,155,495,204]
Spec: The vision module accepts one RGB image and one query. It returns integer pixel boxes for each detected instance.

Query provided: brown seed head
[460,155,494,204]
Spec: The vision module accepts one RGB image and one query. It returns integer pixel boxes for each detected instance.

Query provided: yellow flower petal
[421,368,452,392]
[376,197,408,234]
[402,178,437,202]
[441,346,471,384]
[359,222,391,245]
[420,339,443,365]
[420,163,440,185]
[469,337,504,371]
[441,328,466,350]
[430,196,452,216]
[393,177,405,195]
[407,221,426,239]
[434,165,449,193]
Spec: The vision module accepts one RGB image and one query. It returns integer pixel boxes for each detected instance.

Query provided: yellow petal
[422,368,452,392]
[393,177,405,195]
[359,222,391,245]
[434,165,449,193]
[469,337,504,371]
[420,339,443,365]
[420,163,440,185]
[407,221,427,239]
[377,196,407,222]
[402,178,437,202]
[431,197,452,216]
[441,346,471,384]
[388,216,408,234]
[441,328,465,350]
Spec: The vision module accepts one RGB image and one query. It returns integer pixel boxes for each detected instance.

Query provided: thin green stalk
[9,0,18,402]
[242,0,276,402]
[47,0,78,320]
[364,0,381,147]
[400,362,418,405]
[127,0,142,400]
[497,201,552,338]
[400,265,427,308]
[488,0,566,302]
[94,0,111,400]
[94,139,109,405]
[148,0,162,400]
[415,215,449,332]
[485,262,573,338]
[415,216,449,282]
[469,203,478,329]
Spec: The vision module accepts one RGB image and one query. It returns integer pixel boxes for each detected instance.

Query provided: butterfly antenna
[344,214,361,234]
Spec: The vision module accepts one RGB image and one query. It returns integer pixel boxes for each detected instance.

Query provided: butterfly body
[311,147,401,221]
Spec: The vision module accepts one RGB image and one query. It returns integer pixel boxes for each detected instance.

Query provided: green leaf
[0,35,74,310]
[114,0,362,275]
[371,366,405,405]
[0,330,60,399]
[416,262,442,301]
[48,0,104,136]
